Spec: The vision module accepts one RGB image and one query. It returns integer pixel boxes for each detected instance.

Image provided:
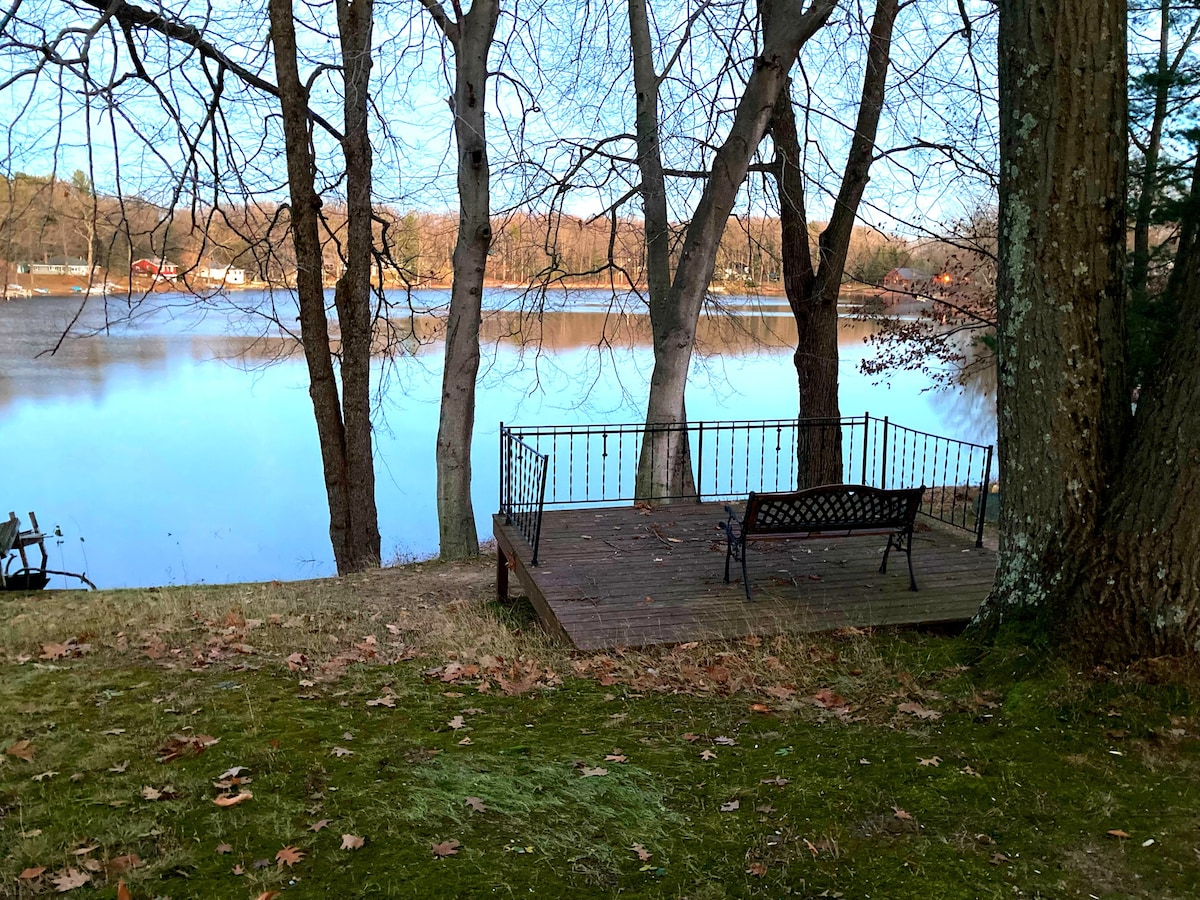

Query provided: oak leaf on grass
[432,839,461,857]
[51,868,91,891]
[276,846,305,867]
[464,796,487,812]
[580,766,608,777]
[341,834,365,850]
[5,739,34,761]
[631,843,652,862]
[18,866,45,880]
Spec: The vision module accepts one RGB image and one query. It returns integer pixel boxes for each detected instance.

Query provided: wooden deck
[494,501,996,650]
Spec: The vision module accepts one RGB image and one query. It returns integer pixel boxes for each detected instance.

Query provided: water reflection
[0,290,994,588]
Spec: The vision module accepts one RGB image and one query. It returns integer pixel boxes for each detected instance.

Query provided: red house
[131,258,179,280]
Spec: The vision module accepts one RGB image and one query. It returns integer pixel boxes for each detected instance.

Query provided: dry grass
[0,556,559,672]
[0,552,951,719]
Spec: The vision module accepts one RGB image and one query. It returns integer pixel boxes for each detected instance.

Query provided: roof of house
[887,267,932,281]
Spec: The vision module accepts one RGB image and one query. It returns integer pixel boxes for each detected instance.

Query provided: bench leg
[496,546,509,601]
[741,544,752,601]
[724,534,733,584]
[881,531,917,591]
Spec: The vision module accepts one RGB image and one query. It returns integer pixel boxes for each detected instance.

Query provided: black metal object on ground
[720,484,924,600]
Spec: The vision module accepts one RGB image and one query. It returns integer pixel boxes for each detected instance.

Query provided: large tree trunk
[976,0,1129,636]
[629,0,695,501]
[270,0,380,573]
[333,0,382,569]
[431,0,499,559]
[1074,237,1200,657]
[766,0,897,488]
[638,0,836,498]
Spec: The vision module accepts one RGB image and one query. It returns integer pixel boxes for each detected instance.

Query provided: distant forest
[0,170,943,289]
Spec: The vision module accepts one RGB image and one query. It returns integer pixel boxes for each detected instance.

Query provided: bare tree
[417,0,501,560]
[635,0,836,499]
[763,0,898,486]
[1,0,384,572]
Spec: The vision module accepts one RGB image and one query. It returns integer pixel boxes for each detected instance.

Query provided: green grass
[2,567,1199,898]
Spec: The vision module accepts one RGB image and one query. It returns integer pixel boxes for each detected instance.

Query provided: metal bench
[720,484,924,600]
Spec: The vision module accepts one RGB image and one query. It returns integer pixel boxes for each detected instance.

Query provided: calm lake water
[0,289,994,588]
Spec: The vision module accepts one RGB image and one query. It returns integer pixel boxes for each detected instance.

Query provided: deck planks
[494,501,996,650]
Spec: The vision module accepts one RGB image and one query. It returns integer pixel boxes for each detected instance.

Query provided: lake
[0,289,994,588]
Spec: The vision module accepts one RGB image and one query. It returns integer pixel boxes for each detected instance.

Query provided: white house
[198,265,246,285]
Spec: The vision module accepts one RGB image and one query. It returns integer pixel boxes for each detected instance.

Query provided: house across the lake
[131,258,179,280]
[25,256,94,276]
[197,265,246,285]
[882,267,932,289]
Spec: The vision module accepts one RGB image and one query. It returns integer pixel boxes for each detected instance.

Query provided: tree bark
[976,0,1129,636]
[429,0,499,559]
[638,0,836,499]
[766,0,897,487]
[334,0,382,568]
[269,0,380,573]
[1074,235,1200,657]
[629,0,695,501]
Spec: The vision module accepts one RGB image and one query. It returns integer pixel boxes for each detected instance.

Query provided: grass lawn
[1,557,1198,898]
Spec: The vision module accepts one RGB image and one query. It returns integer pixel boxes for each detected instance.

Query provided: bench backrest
[743,485,924,535]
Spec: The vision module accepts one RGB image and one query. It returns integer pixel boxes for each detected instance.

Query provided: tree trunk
[433,0,499,559]
[639,0,835,498]
[976,0,1129,635]
[766,0,897,487]
[269,0,379,574]
[333,0,382,568]
[1074,239,1200,657]
[629,0,695,501]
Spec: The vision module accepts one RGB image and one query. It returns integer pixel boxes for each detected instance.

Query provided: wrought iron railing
[499,413,994,563]
[498,429,549,564]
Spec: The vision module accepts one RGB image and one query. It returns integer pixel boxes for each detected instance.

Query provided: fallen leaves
[140,785,177,801]
[213,791,253,808]
[309,819,332,832]
[331,746,354,757]
[432,839,461,858]
[919,756,941,767]
[51,868,91,891]
[1107,828,1131,839]
[366,695,396,708]
[18,866,46,880]
[897,701,942,721]
[719,799,740,812]
[580,766,609,777]
[631,843,652,862]
[700,749,717,760]
[892,807,913,821]
[341,834,365,850]
[464,796,487,813]
[276,846,305,867]
[5,739,35,761]
[156,733,219,763]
